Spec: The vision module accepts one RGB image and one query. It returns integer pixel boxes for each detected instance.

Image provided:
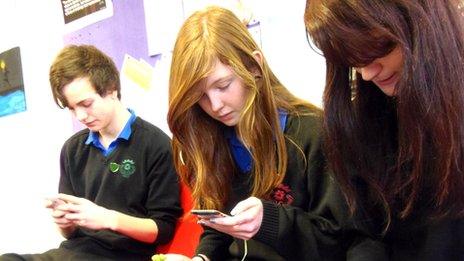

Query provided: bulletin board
[62,0,167,133]
[60,0,261,135]
[59,0,322,134]
[63,0,158,70]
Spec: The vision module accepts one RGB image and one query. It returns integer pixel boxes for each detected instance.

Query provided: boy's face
[62,77,117,133]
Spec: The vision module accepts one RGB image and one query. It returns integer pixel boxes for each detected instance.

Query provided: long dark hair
[305,0,464,228]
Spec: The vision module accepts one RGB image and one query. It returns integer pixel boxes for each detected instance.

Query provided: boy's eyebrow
[77,98,93,105]
[68,98,93,109]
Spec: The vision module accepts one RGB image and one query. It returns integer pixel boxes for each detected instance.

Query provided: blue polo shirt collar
[85,109,137,155]
[226,110,287,173]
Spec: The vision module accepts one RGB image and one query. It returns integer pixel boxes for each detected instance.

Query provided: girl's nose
[356,62,382,81]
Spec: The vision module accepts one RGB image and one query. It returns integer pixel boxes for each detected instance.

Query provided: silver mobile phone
[191,209,229,219]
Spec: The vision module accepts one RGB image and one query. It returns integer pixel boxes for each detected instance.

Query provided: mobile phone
[191,209,229,219]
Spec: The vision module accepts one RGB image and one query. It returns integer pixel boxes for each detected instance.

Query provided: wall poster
[61,0,114,32]
[0,47,26,117]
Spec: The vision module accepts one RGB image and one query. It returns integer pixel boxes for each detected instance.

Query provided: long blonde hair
[168,6,314,209]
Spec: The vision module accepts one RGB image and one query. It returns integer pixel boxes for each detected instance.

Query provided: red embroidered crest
[270,184,294,205]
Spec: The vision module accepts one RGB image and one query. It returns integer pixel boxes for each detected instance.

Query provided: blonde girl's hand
[200,196,263,240]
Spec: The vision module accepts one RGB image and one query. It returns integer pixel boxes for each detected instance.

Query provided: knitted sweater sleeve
[195,225,234,260]
[253,112,387,260]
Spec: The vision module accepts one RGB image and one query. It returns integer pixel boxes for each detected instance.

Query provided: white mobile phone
[191,209,229,219]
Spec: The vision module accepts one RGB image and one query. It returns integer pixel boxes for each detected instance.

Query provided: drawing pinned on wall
[61,0,114,32]
[247,18,262,48]
[119,53,170,135]
[144,0,184,56]
[121,54,154,91]
[0,47,26,118]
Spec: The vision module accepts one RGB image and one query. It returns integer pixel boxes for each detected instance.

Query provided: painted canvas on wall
[0,47,26,117]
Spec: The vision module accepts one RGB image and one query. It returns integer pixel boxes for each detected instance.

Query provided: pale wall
[0,1,72,254]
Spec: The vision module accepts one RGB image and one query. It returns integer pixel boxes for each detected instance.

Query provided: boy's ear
[106,90,118,100]
[102,90,118,100]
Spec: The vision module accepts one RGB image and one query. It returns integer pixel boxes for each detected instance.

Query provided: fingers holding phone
[45,196,75,228]
[193,197,263,240]
[45,197,66,209]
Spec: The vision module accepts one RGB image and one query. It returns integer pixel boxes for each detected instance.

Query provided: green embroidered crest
[119,159,136,178]
[109,159,135,178]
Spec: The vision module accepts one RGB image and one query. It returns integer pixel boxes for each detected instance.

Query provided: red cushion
[157,182,203,256]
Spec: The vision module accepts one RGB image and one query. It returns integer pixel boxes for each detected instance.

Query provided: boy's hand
[55,193,116,231]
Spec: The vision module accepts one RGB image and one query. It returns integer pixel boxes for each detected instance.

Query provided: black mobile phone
[191,209,228,218]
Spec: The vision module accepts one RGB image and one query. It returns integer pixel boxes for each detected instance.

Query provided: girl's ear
[251,50,263,78]
[252,50,263,66]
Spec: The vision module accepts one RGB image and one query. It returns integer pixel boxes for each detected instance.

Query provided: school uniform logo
[270,184,294,205]
[109,159,136,178]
